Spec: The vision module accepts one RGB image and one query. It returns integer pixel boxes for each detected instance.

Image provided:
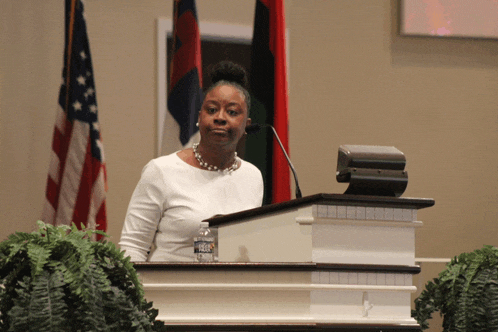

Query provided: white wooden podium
[134,193,434,331]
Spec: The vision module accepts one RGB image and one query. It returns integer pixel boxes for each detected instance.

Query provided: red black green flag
[246,0,291,204]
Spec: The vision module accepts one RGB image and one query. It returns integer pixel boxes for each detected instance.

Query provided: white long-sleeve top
[119,152,264,262]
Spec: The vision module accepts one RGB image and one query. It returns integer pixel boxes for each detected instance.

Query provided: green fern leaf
[485,277,498,331]
[26,242,51,278]
[1,221,166,332]
[414,245,498,332]
[24,270,68,332]
[72,264,109,332]
[7,276,32,332]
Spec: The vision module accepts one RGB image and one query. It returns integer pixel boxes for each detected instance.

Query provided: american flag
[42,0,107,236]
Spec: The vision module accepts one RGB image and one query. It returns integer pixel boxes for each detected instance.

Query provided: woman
[119,62,264,262]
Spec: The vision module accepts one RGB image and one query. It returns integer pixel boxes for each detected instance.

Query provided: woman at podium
[119,62,264,262]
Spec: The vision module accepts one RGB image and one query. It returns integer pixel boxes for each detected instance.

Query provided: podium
[135,193,434,331]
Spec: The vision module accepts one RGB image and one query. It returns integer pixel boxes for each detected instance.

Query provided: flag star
[86,71,91,77]
[86,87,95,96]
[73,100,82,111]
[80,51,87,60]
[89,104,97,113]
[93,122,100,131]
[77,75,86,86]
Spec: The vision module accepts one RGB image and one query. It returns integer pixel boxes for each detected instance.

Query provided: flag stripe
[48,113,74,211]
[46,177,59,212]
[270,0,290,203]
[72,136,94,227]
[48,150,60,186]
[247,0,274,205]
[92,170,106,213]
[53,114,74,185]
[55,121,89,226]
[95,201,107,233]
[52,127,63,158]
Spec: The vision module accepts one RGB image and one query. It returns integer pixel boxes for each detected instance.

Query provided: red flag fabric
[42,0,107,236]
[248,0,290,204]
[268,0,290,203]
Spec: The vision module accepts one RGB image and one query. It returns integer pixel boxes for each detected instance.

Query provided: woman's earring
[196,122,199,127]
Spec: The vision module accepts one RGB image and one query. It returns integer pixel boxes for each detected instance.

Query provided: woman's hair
[205,61,251,111]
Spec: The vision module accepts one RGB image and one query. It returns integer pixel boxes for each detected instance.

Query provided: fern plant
[412,245,498,331]
[0,221,166,332]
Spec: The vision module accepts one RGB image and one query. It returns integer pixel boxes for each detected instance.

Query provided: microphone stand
[246,124,303,199]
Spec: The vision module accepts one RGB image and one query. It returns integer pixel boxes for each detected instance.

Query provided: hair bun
[209,61,248,89]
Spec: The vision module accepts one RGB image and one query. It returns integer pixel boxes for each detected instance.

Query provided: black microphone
[245,123,303,199]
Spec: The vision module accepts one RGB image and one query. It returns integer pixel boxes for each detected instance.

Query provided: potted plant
[412,245,498,331]
[0,221,167,332]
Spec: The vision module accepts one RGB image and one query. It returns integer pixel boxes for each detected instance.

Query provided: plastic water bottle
[194,222,215,262]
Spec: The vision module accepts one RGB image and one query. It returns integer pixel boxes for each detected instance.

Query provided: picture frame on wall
[400,0,498,39]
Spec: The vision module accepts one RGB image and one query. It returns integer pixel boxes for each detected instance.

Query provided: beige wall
[1,1,498,328]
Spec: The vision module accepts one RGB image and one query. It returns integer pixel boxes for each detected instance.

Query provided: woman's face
[198,84,251,148]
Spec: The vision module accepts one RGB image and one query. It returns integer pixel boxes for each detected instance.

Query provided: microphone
[245,123,303,199]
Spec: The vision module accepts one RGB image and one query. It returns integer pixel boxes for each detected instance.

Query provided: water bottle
[194,222,215,262]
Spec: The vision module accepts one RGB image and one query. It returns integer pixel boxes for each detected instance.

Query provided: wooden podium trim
[164,323,421,331]
[206,193,434,228]
[134,262,421,274]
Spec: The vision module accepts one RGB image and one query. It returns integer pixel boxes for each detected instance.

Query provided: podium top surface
[133,261,421,274]
[206,193,434,227]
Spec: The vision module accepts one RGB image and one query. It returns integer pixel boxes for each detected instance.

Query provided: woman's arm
[119,161,166,261]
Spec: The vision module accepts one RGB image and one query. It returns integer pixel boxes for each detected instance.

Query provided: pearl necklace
[193,143,238,174]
